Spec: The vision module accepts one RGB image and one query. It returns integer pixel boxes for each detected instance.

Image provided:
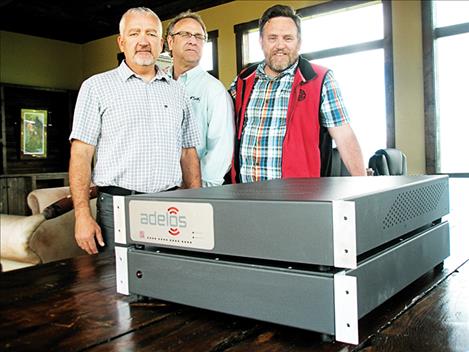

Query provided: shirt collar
[168,65,203,84]
[117,60,170,83]
[256,59,299,80]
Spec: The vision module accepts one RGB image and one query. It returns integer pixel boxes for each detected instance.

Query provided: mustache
[135,48,152,53]
[272,49,288,55]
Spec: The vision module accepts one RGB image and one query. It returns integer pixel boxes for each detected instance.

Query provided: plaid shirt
[70,61,200,193]
[230,60,350,182]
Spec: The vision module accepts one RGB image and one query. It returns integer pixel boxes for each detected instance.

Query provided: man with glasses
[69,7,201,255]
[167,11,234,187]
[230,4,366,183]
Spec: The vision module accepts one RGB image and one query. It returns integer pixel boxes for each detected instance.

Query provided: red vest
[231,56,330,183]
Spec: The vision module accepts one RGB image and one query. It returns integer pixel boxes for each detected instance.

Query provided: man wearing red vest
[229,4,366,183]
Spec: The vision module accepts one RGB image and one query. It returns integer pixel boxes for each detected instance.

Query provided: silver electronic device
[114,175,450,344]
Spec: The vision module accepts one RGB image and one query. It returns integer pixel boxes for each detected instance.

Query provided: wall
[0,31,83,90]
[82,36,120,80]
[391,1,425,174]
[0,0,427,174]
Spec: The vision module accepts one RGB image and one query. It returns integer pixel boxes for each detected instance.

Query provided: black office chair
[319,124,352,177]
[368,148,407,176]
[328,147,350,176]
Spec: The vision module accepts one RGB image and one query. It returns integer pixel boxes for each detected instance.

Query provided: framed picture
[21,109,48,158]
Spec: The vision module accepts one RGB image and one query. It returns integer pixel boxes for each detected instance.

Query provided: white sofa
[0,187,96,271]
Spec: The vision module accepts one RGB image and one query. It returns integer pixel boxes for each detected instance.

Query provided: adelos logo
[140,206,187,236]
[167,207,182,236]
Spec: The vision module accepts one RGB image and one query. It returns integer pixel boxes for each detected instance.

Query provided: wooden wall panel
[1,84,77,174]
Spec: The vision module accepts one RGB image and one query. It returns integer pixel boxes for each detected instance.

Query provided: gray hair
[166,10,207,39]
[119,7,162,36]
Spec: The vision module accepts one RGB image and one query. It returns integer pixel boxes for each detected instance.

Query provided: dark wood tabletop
[1,179,468,351]
[1,249,468,352]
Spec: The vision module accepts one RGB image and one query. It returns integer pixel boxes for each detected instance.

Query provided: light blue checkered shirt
[230,60,350,182]
[70,61,200,193]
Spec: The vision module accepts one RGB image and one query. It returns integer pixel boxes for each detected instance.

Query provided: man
[69,7,201,255]
[230,4,366,183]
[166,11,234,187]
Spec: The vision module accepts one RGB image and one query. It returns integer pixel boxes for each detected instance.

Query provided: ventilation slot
[382,182,446,230]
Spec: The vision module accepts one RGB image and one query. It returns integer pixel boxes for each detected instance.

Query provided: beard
[133,52,157,66]
[265,49,298,73]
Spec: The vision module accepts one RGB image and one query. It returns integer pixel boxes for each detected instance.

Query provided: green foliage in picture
[21,109,48,158]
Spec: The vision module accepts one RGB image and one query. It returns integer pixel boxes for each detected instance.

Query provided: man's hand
[74,213,104,255]
[69,140,99,254]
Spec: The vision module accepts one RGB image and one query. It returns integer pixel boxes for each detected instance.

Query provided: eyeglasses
[171,31,207,42]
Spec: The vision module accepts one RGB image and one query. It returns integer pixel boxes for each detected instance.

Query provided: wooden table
[2,178,468,351]
[0,249,468,351]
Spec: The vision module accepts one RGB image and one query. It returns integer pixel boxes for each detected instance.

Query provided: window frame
[422,1,469,176]
[206,30,220,78]
[233,0,395,151]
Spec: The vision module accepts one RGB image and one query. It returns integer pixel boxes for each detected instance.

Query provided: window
[234,1,394,161]
[423,1,469,175]
[201,30,219,78]
[200,40,214,71]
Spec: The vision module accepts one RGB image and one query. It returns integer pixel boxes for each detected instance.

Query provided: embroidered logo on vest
[298,89,306,101]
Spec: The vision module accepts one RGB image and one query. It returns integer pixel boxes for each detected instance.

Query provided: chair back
[368,148,407,176]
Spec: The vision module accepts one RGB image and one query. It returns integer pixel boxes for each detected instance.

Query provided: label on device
[128,200,214,250]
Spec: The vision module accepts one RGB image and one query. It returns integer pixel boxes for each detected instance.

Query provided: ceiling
[0,0,233,44]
